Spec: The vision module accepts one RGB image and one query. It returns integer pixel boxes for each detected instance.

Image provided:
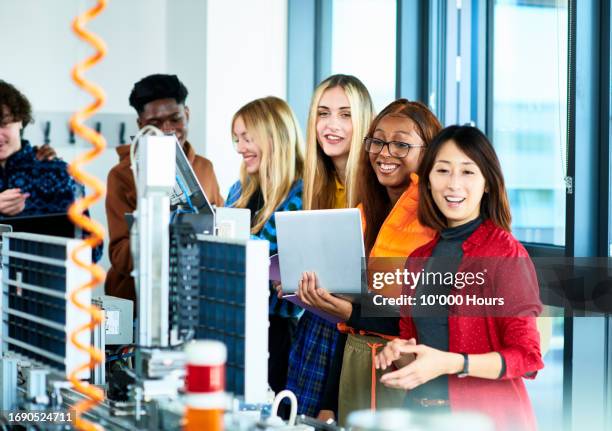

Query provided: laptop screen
[0,213,78,238]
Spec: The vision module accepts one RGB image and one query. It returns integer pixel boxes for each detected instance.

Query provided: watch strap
[457,352,469,378]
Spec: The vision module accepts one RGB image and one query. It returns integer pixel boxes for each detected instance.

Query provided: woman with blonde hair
[285,75,374,416]
[302,74,374,210]
[226,96,304,394]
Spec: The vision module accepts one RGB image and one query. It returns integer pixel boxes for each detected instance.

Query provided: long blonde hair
[231,96,304,233]
[303,75,374,210]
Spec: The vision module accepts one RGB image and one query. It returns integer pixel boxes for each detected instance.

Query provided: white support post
[135,135,175,348]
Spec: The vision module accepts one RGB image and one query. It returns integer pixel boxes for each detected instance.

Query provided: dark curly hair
[128,74,188,114]
[0,80,33,126]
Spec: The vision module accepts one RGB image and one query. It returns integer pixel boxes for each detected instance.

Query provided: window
[490,2,569,429]
[609,38,612,258]
[524,315,565,431]
[492,0,568,246]
[330,0,396,112]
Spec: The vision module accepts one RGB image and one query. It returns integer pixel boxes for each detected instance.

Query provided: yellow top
[334,177,347,209]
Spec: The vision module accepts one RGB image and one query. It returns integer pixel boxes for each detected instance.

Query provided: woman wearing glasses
[299,99,441,424]
[225,96,304,395]
[286,74,374,417]
[375,126,543,431]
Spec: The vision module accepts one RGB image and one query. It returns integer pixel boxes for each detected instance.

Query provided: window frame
[286,0,333,129]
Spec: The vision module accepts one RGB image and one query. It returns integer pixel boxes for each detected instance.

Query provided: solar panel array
[169,225,200,340]
[191,236,269,404]
[1,232,91,377]
[197,239,247,394]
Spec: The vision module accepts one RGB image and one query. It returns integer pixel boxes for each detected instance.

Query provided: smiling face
[369,114,424,196]
[0,106,23,163]
[316,86,353,163]
[233,115,263,175]
[137,98,190,145]
[429,140,487,227]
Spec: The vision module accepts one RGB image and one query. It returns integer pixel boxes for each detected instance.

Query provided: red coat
[400,219,544,431]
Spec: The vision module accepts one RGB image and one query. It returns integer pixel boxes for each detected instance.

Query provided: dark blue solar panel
[3,235,69,372]
[195,240,247,396]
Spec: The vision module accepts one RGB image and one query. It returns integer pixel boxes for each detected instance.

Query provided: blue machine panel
[196,240,247,396]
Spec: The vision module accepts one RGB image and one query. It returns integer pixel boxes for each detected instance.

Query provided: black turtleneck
[409,217,482,402]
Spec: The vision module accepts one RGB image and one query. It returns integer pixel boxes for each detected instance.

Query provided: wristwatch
[457,353,469,378]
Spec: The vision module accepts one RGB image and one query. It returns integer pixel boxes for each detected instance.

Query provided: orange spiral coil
[67,1,108,430]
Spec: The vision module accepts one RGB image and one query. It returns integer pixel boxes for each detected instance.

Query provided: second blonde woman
[285,75,374,416]
[226,96,304,395]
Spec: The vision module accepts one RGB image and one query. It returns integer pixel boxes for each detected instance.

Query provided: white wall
[166,0,208,156]
[1,0,167,114]
[88,0,168,114]
[1,0,82,111]
[205,0,288,197]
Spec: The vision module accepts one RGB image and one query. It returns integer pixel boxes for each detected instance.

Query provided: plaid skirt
[286,311,340,416]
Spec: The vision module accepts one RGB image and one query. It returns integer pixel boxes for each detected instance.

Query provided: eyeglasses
[364,137,425,158]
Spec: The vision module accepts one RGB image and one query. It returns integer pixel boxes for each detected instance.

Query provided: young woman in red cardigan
[375,125,544,431]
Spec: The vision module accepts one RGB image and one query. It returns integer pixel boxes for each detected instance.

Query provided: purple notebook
[282,294,343,324]
[270,254,281,282]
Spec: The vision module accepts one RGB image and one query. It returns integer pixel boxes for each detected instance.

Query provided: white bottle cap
[185,340,227,366]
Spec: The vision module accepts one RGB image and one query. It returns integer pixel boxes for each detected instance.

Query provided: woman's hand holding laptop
[297,271,353,321]
[272,281,283,299]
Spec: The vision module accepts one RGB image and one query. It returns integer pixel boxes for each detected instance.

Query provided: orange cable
[67,1,108,430]
[367,342,383,410]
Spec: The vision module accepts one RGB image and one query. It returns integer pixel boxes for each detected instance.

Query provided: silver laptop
[171,140,215,216]
[170,139,216,234]
[276,208,365,294]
